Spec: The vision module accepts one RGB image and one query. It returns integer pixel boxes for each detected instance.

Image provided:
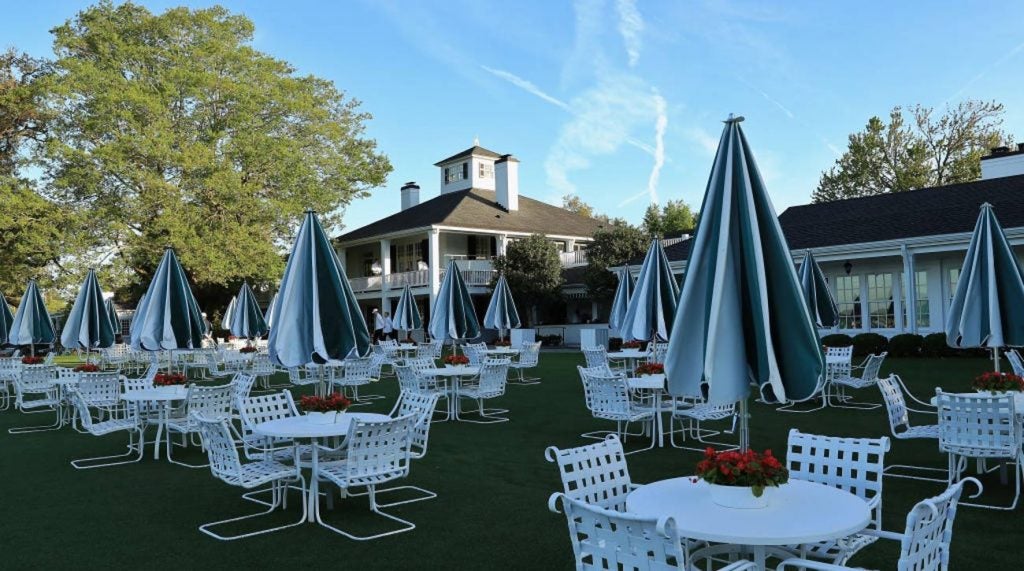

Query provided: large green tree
[642,199,696,238]
[814,100,1006,202]
[38,2,391,296]
[583,225,649,304]
[492,234,563,326]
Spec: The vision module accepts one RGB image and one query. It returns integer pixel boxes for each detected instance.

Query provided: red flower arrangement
[444,354,470,366]
[153,372,188,386]
[695,447,789,497]
[621,340,643,350]
[635,362,665,376]
[21,356,44,365]
[972,371,1024,393]
[494,338,511,347]
[299,393,352,413]
[239,346,258,354]
[74,363,100,373]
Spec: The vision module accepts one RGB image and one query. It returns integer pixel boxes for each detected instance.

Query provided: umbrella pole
[739,398,750,453]
[994,347,1001,373]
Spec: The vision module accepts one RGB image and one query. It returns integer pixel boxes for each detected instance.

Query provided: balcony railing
[559,250,588,267]
[384,270,429,288]
[347,264,496,293]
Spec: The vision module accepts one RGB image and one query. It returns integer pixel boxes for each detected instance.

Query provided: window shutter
[420,239,429,265]
[467,235,477,258]
[389,244,397,271]
[462,162,469,180]
[490,236,497,256]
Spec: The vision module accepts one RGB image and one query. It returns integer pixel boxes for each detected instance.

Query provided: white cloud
[685,126,720,156]
[480,65,570,110]
[646,92,667,203]
[615,0,644,67]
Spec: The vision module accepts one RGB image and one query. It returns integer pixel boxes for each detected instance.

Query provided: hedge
[820,333,853,348]
[887,334,924,358]
[852,333,888,356]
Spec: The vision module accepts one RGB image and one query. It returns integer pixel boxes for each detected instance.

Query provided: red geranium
[621,340,643,350]
[444,354,470,366]
[21,356,44,365]
[74,363,100,373]
[153,372,188,386]
[972,371,1024,393]
[494,339,511,347]
[695,447,789,497]
[239,345,258,354]
[299,393,352,413]
[635,362,664,376]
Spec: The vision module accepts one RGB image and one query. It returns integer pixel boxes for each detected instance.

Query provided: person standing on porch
[372,307,385,342]
[383,311,395,340]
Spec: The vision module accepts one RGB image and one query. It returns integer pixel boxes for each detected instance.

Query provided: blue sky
[4,1,1024,233]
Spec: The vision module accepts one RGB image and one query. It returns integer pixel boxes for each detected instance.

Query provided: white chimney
[400,181,420,211]
[495,154,519,212]
[981,144,1024,180]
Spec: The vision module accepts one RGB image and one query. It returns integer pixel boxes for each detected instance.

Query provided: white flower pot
[708,483,769,509]
[306,411,344,424]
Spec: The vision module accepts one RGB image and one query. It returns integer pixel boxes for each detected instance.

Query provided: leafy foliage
[642,199,696,238]
[583,225,648,303]
[851,332,888,357]
[820,333,853,348]
[492,234,563,327]
[887,333,924,358]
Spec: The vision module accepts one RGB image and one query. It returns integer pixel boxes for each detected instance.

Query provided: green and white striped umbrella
[483,274,521,338]
[61,269,115,351]
[798,250,839,328]
[129,248,206,351]
[392,285,422,332]
[229,281,269,340]
[221,296,237,331]
[621,240,679,342]
[0,290,13,346]
[666,116,823,418]
[9,279,55,350]
[429,260,480,343]
[608,267,634,338]
[945,203,1024,371]
[264,292,278,329]
[104,298,120,337]
[268,210,371,367]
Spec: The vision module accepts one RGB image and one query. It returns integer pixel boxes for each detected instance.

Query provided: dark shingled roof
[658,173,1024,263]
[336,189,608,243]
[433,146,503,166]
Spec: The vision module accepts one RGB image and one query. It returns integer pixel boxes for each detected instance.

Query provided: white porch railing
[384,270,430,288]
[348,275,384,292]
[440,268,495,286]
[559,250,588,267]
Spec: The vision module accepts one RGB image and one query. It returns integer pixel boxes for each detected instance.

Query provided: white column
[428,229,441,306]
[497,234,509,256]
[901,244,917,334]
[380,239,391,278]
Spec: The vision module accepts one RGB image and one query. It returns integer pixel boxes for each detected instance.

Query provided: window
[444,163,467,184]
[948,267,960,304]
[915,271,929,328]
[478,162,493,179]
[867,273,895,329]
[835,276,861,329]
[394,242,424,273]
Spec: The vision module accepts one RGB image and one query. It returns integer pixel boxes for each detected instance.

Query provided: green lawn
[0,355,1016,569]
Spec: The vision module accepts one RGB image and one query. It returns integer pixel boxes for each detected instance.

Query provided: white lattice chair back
[232,372,257,405]
[395,390,441,457]
[861,352,887,381]
[250,354,275,376]
[1007,350,1024,377]
[545,435,633,511]
[878,375,912,435]
[787,429,890,528]
[57,367,79,381]
[518,341,541,366]
[77,373,121,405]
[577,365,614,410]
[649,343,667,363]
[584,373,633,419]
[407,357,434,375]
[478,358,511,395]
[18,365,57,392]
[414,344,434,360]
[337,414,416,486]
[582,346,608,369]
[239,390,298,433]
[186,383,235,422]
[342,357,375,383]
[192,412,246,484]
[892,478,978,571]
[68,388,134,434]
[826,345,853,360]
[548,492,687,570]
[464,343,485,367]
[936,390,1019,458]
[394,364,425,393]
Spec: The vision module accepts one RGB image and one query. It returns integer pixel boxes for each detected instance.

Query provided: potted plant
[634,362,664,377]
[299,393,352,424]
[972,371,1024,393]
[153,372,188,387]
[21,355,44,365]
[239,345,258,354]
[621,340,643,350]
[73,363,100,373]
[695,447,789,509]
[494,338,512,348]
[444,354,470,368]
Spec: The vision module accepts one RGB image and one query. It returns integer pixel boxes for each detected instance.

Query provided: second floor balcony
[348,258,496,293]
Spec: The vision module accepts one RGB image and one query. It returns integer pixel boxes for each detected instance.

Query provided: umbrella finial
[981,202,993,210]
[724,114,745,124]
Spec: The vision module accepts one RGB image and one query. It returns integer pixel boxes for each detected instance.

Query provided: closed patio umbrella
[429,260,480,348]
[9,279,56,356]
[0,290,13,346]
[221,296,237,332]
[268,210,370,368]
[264,292,278,329]
[608,267,634,339]
[229,281,269,341]
[798,250,839,328]
[945,203,1024,372]
[665,115,823,451]
[392,285,422,336]
[483,274,521,341]
[60,269,116,354]
[129,247,206,352]
[104,298,121,339]
[621,239,679,343]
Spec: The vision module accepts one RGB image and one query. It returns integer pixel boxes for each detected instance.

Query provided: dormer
[433,144,502,194]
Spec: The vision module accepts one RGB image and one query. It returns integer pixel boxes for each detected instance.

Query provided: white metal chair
[544,435,637,512]
[236,390,311,464]
[785,429,890,566]
[579,368,655,454]
[668,397,738,451]
[165,383,235,468]
[878,375,946,482]
[829,352,887,409]
[71,372,121,430]
[581,346,610,370]
[509,341,542,385]
[250,354,285,390]
[9,365,61,434]
[414,342,436,361]
[316,414,418,540]
[230,372,257,417]
[1007,349,1024,377]
[548,492,756,571]
[332,357,382,403]
[463,342,488,367]
[936,390,1023,510]
[778,478,982,571]
[455,358,511,423]
[67,388,144,469]
[192,413,307,540]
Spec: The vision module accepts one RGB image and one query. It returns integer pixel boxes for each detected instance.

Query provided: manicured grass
[0,355,1016,569]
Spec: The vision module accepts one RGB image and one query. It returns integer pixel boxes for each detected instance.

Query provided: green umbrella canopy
[264,292,278,329]
[129,248,206,351]
[0,290,13,346]
[229,281,269,339]
[221,296,237,331]
[268,210,371,367]
[392,285,422,332]
[429,260,481,342]
[798,251,839,328]
[621,240,679,342]
[946,203,1024,367]
[61,269,115,350]
[608,267,635,337]
[9,279,55,347]
[483,274,521,334]
[666,115,823,407]
[104,297,121,337]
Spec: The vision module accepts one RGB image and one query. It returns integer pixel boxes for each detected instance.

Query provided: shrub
[921,333,952,358]
[608,337,623,352]
[887,334,924,358]
[852,333,888,356]
[538,334,563,346]
[820,333,853,348]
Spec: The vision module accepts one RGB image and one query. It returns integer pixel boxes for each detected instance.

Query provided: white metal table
[253,413,390,524]
[421,366,480,421]
[627,478,871,569]
[484,347,520,358]
[628,374,666,447]
[607,349,648,373]
[120,386,189,460]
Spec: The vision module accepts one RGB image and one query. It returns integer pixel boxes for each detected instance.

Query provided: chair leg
[166,428,209,469]
[200,478,308,541]
[623,417,657,455]
[953,454,1022,511]
[316,484,416,540]
[8,408,62,434]
[71,430,145,469]
[454,396,509,424]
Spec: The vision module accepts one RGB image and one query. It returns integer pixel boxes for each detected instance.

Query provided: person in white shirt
[383,312,395,340]
[372,307,385,342]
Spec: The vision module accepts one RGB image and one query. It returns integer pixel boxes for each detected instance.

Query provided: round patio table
[627,478,870,569]
[627,374,666,447]
[484,347,520,357]
[254,412,390,524]
[607,348,648,373]
[420,366,480,421]
[121,386,189,460]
